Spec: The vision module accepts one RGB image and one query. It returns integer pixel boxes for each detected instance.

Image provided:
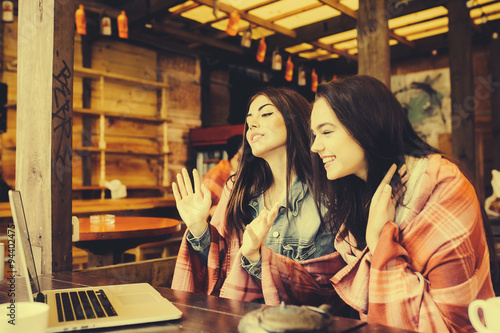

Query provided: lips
[249,132,264,143]
[321,156,336,169]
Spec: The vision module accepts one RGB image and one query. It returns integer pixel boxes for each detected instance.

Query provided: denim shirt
[187,178,335,279]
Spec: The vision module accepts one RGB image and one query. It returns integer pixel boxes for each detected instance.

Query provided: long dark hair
[225,87,313,237]
[312,75,497,271]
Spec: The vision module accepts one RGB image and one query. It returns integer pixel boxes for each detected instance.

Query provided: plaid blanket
[331,155,495,332]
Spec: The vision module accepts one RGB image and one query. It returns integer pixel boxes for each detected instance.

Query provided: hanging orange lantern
[117,10,129,39]
[284,56,293,82]
[226,10,240,36]
[311,69,318,92]
[256,37,267,63]
[75,4,86,35]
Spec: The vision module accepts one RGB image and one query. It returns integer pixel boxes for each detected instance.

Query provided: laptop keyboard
[55,289,117,322]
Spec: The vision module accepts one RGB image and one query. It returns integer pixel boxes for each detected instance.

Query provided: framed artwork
[391,68,452,150]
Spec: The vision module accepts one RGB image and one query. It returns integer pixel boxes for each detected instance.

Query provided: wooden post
[491,32,500,172]
[448,0,476,176]
[357,0,390,87]
[81,36,93,198]
[17,1,74,273]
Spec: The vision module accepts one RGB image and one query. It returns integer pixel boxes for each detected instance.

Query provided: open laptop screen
[9,190,42,299]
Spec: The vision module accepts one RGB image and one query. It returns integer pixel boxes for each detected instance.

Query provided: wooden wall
[0,17,202,194]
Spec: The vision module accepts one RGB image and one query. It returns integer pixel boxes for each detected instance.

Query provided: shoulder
[415,154,473,201]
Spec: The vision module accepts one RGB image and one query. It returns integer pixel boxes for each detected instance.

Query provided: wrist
[189,221,208,238]
[244,250,261,264]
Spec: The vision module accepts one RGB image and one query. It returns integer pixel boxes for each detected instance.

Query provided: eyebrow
[314,122,335,130]
[258,103,273,111]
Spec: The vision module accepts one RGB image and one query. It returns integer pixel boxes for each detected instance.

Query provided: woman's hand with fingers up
[366,164,409,253]
[172,168,211,237]
[241,203,280,263]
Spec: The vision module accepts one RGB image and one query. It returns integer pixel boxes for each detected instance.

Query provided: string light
[226,10,240,36]
[311,69,318,92]
[75,4,87,35]
[285,56,293,82]
[256,37,267,63]
[272,50,282,71]
[2,1,14,23]
[101,16,112,36]
[117,10,129,39]
[241,27,252,48]
[298,67,306,86]
[481,12,488,24]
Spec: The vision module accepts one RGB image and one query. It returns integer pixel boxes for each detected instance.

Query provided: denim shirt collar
[248,177,308,217]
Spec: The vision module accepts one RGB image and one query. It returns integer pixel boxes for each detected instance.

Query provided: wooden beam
[151,23,244,54]
[320,0,415,48]
[267,15,357,49]
[448,0,476,175]
[357,0,390,86]
[17,0,74,274]
[310,41,358,62]
[193,0,296,38]
[319,0,358,19]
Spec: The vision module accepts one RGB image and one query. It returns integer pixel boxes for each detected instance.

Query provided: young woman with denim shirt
[171,87,341,307]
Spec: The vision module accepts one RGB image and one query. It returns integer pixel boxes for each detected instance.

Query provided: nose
[247,117,259,129]
[310,136,323,153]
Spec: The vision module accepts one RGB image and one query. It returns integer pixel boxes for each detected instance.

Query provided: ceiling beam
[310,40,358,62]
[320,0,415,48]
[151,22,245,54]
[193,0,297,38]
[267,15,357,49]
[319,0,357,19]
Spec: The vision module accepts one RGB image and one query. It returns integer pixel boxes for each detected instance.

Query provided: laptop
[8,190,183,332]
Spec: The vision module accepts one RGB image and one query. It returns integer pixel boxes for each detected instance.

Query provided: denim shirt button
[251,201,257,207]
[272,231,279,238]
[279,207,286,214]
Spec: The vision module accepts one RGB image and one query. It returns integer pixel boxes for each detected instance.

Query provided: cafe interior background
[0,0,499,286]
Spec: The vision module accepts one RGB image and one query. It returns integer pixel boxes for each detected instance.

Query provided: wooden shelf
[72,185,171,191]
[74,66,169,89]
[73,107,170,123]
[73,147,166,157]
[0,196,176,218]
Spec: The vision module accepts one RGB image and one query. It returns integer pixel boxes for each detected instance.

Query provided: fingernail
[384,184,391,192]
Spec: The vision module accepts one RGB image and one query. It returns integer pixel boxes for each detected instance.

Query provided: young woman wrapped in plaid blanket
[171,87,344,309]
[310,75,497,332]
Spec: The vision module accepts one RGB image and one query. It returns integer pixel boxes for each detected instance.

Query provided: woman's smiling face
[310,97,368,181]
[246,95,287,159]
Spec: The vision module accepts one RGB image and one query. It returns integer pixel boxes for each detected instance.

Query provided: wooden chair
[77,257,177,287]
[123,221,186,262]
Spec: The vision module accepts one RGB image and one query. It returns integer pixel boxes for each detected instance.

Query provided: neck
[263,150,295,209]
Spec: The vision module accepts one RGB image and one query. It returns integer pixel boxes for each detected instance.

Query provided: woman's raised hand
[241,203,279,263]
[172,168,211,237]
[366,164,409,253]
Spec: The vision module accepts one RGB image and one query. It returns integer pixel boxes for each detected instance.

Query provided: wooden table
[74,216,181,267]
[0,271,417,333]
